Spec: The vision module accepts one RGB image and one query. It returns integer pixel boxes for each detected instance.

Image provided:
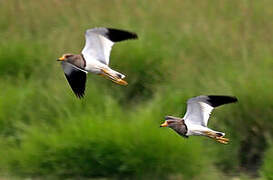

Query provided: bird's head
[57,54,75,62]
[57,54,85,69]
[160,120,179,128]
[160,116,183,128]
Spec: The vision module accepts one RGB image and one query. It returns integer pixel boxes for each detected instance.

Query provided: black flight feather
[207,95,238,107]
[106,28,138,42]
[62,62,87,99]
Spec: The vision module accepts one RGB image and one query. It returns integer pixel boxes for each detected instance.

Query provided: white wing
[183,96,213,127]
[82,28,114,65]
[81,27,138,66]
[183,95,238,127]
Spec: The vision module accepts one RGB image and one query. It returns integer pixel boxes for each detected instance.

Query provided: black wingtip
[106,28,138,42]
[71,81,86,99]
[75,92,85,99]
[207,95,238,107]
[63,69,86,99]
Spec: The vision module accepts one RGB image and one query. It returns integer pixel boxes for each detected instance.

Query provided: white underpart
[84,60,109,74]
[185,123,225,136]
[183,96,225,137]
[84,61,125,79]
[186,124,212,136]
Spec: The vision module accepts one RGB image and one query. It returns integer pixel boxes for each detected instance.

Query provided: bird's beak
[100,69,128,86]
[160,121,168,127]
[57,56,65,61]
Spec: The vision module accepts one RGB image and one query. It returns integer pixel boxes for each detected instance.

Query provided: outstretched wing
[183,95,238,127]
[81,27,138,65]
[61,62,87,98]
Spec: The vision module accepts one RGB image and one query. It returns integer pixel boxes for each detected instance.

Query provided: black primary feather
[207,95,238,107]
[106,28,138,42]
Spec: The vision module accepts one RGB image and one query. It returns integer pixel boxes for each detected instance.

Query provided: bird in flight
[160,95,238,144]
[57,27,138,98]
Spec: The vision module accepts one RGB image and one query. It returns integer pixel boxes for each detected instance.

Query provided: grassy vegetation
[260,145,273,179]
[0,0,272,179]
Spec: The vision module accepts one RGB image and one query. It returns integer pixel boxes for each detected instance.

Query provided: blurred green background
[0,0,272,179]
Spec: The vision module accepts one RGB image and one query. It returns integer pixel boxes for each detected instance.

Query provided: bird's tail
[110,69,126,79]
[213,130,225,137]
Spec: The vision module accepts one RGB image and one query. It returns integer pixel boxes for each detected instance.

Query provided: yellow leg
[100,68,128,86]
[203,131,229,144]
[101,68,109,75]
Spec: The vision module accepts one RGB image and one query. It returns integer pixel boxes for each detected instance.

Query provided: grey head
[160,116,188,138]
[57,53,85,69]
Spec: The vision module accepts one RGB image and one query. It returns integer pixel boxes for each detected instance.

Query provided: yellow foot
[116,78,128,85]
[216,136,229,144]
[216,139,228,144]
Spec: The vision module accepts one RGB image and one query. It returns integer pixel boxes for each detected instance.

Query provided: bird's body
[160,95,238,144]
[57,27,138,98]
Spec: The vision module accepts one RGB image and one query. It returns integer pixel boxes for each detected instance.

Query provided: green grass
[260,145,273,180]
[0,0,272,179]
